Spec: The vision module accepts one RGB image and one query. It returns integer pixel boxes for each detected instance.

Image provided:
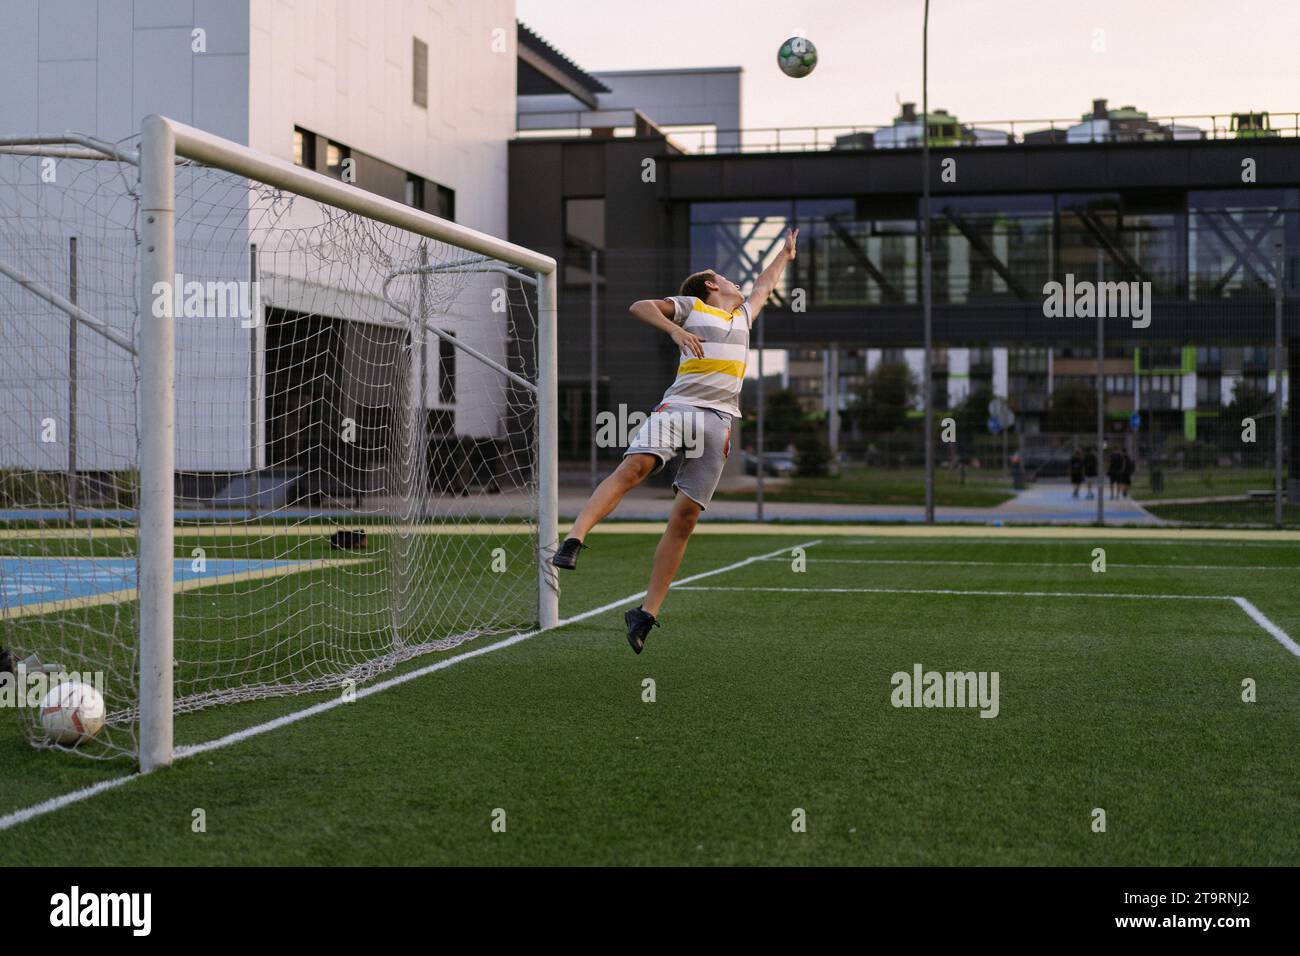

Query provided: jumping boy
[550,228,798,653]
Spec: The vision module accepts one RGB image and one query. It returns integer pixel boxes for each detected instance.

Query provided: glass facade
[689,189,1299,307]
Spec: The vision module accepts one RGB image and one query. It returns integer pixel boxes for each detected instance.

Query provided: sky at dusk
[517,0,1300,130]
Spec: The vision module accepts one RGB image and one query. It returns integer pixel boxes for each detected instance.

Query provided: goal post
[0,116,558,772]
[137,115,559,771]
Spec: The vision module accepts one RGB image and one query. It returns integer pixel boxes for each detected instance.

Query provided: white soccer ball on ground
[40,681,106,745]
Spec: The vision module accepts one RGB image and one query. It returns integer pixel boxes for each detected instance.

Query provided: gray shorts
[624,402,734,510]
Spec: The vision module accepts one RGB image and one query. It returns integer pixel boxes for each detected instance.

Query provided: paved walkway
[0,481,1162,527]
[563,479,1161,526]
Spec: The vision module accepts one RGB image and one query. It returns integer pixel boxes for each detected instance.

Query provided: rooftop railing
[515,111,1300,155]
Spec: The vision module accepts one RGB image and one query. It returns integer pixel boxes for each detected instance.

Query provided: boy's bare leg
[567,453,657,542]
[642,493,703,617]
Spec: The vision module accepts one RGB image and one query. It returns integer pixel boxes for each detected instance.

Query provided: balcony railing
[516,111,1300,156]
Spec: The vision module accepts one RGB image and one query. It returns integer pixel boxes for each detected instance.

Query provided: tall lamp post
[921,0,935,523]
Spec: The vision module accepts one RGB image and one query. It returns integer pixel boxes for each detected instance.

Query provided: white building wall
[248,0,514,240]
[992,347,1009,398]
[0,0,520,473]
[0,0,253,473]
[247,0,518,445]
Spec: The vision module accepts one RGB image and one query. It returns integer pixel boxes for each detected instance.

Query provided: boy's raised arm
[747,227,799,320]
[629,298,704,359]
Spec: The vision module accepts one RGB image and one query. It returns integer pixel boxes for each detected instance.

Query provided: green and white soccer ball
[778,36,818,78]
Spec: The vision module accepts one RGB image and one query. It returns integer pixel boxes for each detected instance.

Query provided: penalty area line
[676,585,1300,660]
[0,537,822,834]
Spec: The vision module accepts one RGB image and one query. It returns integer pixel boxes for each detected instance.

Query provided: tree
[794,429,832,477]
[759,388,805,451]
[1048,380,1096,434]
[953,385,994,445]
[853,362,917,434]
[1226,379,1275,462]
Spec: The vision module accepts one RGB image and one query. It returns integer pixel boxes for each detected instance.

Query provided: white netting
[0,137,543,759]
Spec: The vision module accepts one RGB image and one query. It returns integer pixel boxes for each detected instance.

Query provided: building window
[293,127,315,169]
[565,198,605,285]
[1197,376,1221,405]
[325,141,350,180]
[405,174,425,209]
[434,184,455,221]
[438,334,456,405]
[412,37,428,108]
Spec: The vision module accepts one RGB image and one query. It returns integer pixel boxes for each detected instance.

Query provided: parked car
[742,451,797,477]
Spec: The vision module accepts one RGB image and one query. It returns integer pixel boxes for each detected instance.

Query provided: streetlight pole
[590,249,599,490]
[1275,241,1284,527]
[922,0,935,523]
[1096,249,1105,525]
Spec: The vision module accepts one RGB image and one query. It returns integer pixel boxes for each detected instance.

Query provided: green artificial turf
[1145,500,1300,528]
[1,533,1297,865]
[1130,468,1279,502]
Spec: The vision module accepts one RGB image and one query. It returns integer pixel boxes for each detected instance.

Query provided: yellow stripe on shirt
[692,301,741,321]
[677,358,745,378]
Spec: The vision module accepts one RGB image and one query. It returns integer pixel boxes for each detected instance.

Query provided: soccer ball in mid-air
[778,36,817,78]
[40,681,106,745]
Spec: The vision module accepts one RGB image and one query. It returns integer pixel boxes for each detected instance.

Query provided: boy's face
[707,271,742,300]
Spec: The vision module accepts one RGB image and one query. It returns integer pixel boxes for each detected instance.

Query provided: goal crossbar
[131,115,559,771]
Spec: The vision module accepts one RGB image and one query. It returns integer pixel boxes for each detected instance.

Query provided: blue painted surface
[0,509,362,522]
[0,558,312,610]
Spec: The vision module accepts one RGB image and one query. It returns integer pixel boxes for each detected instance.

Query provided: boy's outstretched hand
[783,227,799,260]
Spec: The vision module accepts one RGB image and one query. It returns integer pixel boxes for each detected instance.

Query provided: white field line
[841,538,1300,549]
[1232,597,1300,657]
[676,585,1230,600]
[757,557,1300,571]
[0,774,139,834]
[0,538,822,834]
[675,586,1300,659]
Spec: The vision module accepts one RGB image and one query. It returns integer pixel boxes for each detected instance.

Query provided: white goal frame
[32,114,557,772]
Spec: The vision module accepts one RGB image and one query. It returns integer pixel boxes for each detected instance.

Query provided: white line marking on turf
[757,557,1300,571]
[0,538,823,833]
[676,586,1231,600]
[1231,597,1300,658]
[841,538,1300,549]
[0,774,138,833]
[677,586,1300,659]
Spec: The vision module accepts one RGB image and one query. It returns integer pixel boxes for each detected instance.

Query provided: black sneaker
[624,606,659,654]
[551,537,586,570]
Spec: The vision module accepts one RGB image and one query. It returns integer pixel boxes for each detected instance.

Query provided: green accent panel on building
[1182,346,1195,373]
[1184,409,1197,440]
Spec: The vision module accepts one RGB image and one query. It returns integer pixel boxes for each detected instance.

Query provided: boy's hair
[678,269,716,302]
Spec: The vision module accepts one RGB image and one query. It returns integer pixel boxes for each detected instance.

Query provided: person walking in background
[1083,446,1098,500]
[1107,446,1125,500]
[1069,448,1084,498]
[1121,448,1136,498]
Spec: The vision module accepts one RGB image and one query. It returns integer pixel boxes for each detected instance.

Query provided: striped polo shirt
[656,295,752,418]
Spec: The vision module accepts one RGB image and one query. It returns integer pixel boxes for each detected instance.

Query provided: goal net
[0,119,558,767]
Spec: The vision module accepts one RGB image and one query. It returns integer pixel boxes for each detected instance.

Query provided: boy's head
[679,269,743,310]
